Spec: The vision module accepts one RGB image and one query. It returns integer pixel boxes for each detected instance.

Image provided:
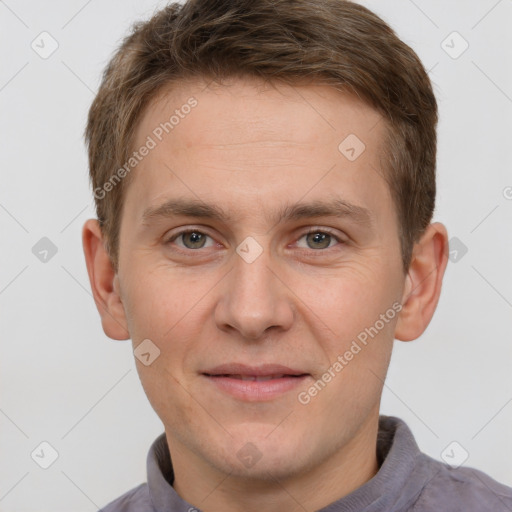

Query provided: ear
[82,219,130,340]
[395,222,449,342]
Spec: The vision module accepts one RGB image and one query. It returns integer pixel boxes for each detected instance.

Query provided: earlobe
[394,222,449,342]
[82,219,130,340]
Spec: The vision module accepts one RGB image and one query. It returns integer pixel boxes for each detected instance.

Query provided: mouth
[201,364,310,401]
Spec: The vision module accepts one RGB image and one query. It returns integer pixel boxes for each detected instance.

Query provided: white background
[0,0,511,510]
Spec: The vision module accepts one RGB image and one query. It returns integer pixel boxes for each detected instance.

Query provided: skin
[83,77,449,512]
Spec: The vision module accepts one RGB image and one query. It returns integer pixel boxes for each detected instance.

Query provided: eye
[167,229,215,250]
[296,230,342,250]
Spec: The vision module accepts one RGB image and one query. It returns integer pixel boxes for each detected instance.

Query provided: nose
[214,243,295,340]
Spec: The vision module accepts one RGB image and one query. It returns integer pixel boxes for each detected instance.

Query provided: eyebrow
[141,197,374,229]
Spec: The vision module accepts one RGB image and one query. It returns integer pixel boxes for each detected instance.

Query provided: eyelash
[164,227,345,253]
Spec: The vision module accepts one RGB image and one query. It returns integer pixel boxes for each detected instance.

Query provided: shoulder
[100,483,155,512]
[412,454,512,511]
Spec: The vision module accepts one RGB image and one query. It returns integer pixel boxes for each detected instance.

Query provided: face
[114,78,407,480]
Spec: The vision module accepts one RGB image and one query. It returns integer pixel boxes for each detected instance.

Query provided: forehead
[137,77,383,151]
[125,77,391,225]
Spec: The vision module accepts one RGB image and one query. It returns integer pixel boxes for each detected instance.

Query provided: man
[82,0,512,510]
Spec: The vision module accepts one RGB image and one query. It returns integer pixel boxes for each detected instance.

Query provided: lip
[202,363,310,402]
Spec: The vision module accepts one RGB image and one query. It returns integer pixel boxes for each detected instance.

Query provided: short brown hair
[85,0,437,272]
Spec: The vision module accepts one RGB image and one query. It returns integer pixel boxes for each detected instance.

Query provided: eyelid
[302,226,343,237]
[299,226,347,243]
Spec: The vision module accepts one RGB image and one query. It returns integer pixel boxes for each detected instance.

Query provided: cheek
[122,266,196,337]
[297,261,397,326]
[124,273,214,386]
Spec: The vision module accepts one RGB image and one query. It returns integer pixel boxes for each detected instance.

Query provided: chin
[211,428,308,478]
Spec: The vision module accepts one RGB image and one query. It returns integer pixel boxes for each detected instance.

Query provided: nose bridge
[214,239,294,339]
[233,247,273,305]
